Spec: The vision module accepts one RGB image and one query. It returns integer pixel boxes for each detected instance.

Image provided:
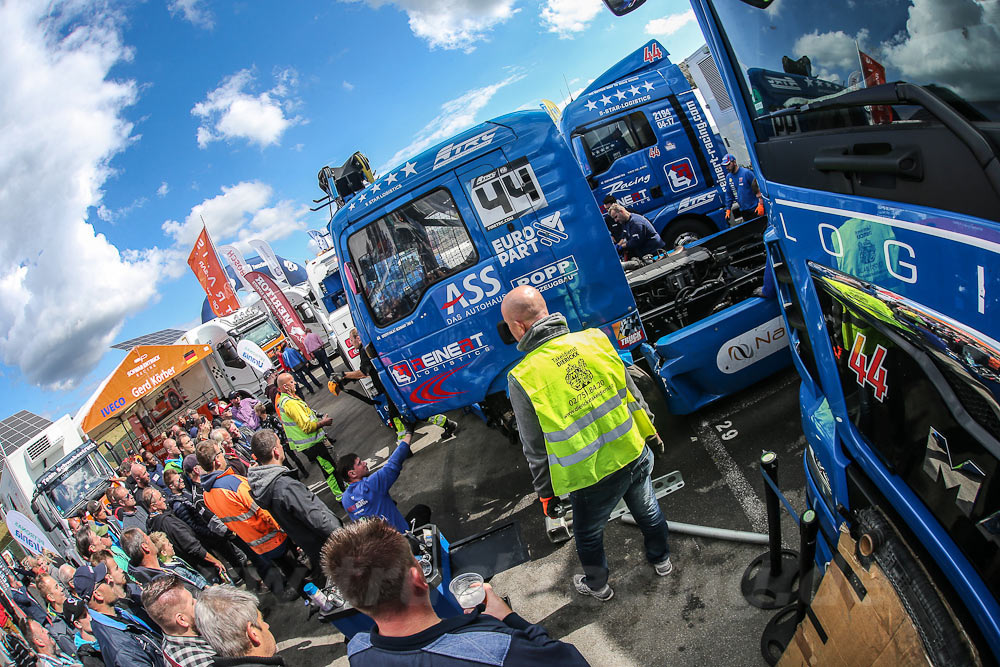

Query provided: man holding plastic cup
[321,518,589,665]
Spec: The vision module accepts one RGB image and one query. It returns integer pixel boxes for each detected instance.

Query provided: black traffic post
[740,451,799,609]
[760,509,819,665]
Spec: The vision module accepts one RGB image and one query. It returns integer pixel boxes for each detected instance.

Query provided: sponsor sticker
[665,157,698,193]
[611,312,645,349]
[490,211,568,266]
[433,266,504,324]
[511,256,579,293]
[677,190,717,214]
[434,129,497,170]
[716,316,788,374]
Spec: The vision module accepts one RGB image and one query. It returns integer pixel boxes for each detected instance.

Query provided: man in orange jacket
[195,440,307,600]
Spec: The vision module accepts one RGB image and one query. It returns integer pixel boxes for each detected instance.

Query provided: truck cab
[560,39,730,247]
[330,112,642,431]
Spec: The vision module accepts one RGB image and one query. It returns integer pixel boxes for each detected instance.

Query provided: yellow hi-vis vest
[509,328,655,495]
[277,393,326,452]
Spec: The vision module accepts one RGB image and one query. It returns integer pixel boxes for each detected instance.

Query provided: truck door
[581,111,660,217]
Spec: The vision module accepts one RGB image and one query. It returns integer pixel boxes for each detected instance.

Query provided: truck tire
[627,363,675,456]
[854,507,981,666]
[661,217,716,249]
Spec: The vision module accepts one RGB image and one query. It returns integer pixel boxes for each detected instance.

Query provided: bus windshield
[712,0,1000,136]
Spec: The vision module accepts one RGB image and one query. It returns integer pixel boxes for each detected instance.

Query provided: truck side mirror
[497,321,517,346]
[571,136,592,178]
[602,0,647,16]
[30,497,55,532]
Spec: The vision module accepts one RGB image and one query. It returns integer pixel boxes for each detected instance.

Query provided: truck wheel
[627,363,676,456]
[661,217,715,249]
[854,507,981,665]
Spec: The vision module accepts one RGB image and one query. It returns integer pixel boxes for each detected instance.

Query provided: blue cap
[74,563,108,600]
[721,154,736,165]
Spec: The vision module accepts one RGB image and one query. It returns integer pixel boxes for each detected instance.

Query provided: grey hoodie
[507,312,651,498]
[248,463,342,559]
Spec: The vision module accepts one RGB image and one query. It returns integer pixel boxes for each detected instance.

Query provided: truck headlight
[805,444,833,506]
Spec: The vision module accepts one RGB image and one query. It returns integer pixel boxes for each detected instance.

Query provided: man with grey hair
[141,574,216,667]
[195,586,283,666]
[57,564,76,595]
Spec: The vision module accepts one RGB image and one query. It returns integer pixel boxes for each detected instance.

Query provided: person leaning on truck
[607,204,664,259]
[501,286,672,601]
[721,153,765,224]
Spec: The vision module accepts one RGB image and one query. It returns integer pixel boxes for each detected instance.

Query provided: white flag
[218,244,252,290]
[248,238,289,285]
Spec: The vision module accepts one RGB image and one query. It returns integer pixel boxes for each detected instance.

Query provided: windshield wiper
[759,82,1000,197]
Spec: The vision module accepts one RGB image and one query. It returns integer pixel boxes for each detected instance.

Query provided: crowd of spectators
[0,366,588,666]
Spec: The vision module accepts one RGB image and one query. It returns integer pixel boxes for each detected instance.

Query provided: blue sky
[0,0,708,421]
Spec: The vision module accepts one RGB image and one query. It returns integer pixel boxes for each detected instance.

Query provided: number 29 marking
[848,332,888,402]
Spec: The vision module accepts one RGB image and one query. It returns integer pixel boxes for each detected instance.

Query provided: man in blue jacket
[608,204,664,258]
[721,153,765,224]
[323,519,589,666]
[280,343,322,395]
[338,431,430,533]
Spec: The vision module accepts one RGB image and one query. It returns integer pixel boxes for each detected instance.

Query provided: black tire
[854,508,980,666]
[660,217,716,248]
[627,363,676,455]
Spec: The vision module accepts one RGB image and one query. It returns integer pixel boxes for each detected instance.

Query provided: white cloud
[343,0,518,51]
[379,71,524,171]
[882,0,1000,98]
[161,181,309,250]
[0,0,175,390]
[793,29,869,83]
[166,0,214,29]
[644,10,696,37]
[342,80,355,91]
[157,181,169,197]
[540,0,602,37]
[192,68,302,148]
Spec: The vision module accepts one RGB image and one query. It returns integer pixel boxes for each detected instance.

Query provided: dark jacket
[213,657,286,666]
[620,212,664,257]
[247,464,342,560]
[347,608,589,666]
[506,313,651,499]
[89,607,164,667]
[165,488,227,539]
[147,509,210,567]
[76,642,104,667]
[11,586,47,624]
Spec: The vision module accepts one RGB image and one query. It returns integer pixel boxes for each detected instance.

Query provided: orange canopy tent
[79,344,214,433]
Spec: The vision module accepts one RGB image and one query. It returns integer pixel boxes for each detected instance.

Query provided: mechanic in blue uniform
[721,153,765,224]
[608,203,664,258]
[338,430,431,533]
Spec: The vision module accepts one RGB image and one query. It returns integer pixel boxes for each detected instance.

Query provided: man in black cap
[75,562,165,667]
[61,598,103,667]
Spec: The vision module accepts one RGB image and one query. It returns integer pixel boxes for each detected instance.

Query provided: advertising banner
[236,339,273,373]
[248,239,290,284]
[218,244,252,290]
[244,271,312,359]
[858,49,892,125]
[188,226,241,317]
[5,511,59,556]
[539,98,562,125]
[307,230,332,252]
[80,344,214,433]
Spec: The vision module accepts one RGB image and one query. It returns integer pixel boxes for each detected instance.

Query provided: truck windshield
[580,111,656,174]
[712,0,1000,135]
[46,455,107,517]
[348,188,477,326]
[243,320,281,348]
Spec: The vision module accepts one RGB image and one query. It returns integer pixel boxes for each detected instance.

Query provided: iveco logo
[728,344,753,361]
[716,316,788,374]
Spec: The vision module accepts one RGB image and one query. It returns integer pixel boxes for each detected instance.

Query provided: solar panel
[0,410,53,456]
[111,329,186,351]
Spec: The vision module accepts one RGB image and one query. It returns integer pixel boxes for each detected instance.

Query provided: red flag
[187,227,241,317]
[244,271,313,359]
[858,49,892,125]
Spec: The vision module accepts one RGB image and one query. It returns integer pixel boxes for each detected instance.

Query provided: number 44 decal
[643,43,663,63]
[848,332,888,401]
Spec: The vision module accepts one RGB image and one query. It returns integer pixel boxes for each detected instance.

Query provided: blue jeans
[570,446,669,590]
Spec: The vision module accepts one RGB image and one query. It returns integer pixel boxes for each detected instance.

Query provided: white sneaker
[572,574,614,600]
[654,558,673,576]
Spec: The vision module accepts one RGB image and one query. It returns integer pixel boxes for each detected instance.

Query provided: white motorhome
[0,415,115,564]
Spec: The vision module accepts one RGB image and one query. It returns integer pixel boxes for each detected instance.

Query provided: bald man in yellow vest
[502,286,672,601]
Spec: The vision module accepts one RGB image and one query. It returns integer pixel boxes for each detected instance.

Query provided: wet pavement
[266,356,808,666]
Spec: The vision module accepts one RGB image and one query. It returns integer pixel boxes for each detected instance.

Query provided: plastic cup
[449,572,486,609]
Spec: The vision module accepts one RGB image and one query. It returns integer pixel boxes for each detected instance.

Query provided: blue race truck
[561,39,731,248]
[667,0,1000,661]
[313,110,788,439]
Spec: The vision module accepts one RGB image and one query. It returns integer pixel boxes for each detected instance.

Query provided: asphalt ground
[264,356,809,666]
